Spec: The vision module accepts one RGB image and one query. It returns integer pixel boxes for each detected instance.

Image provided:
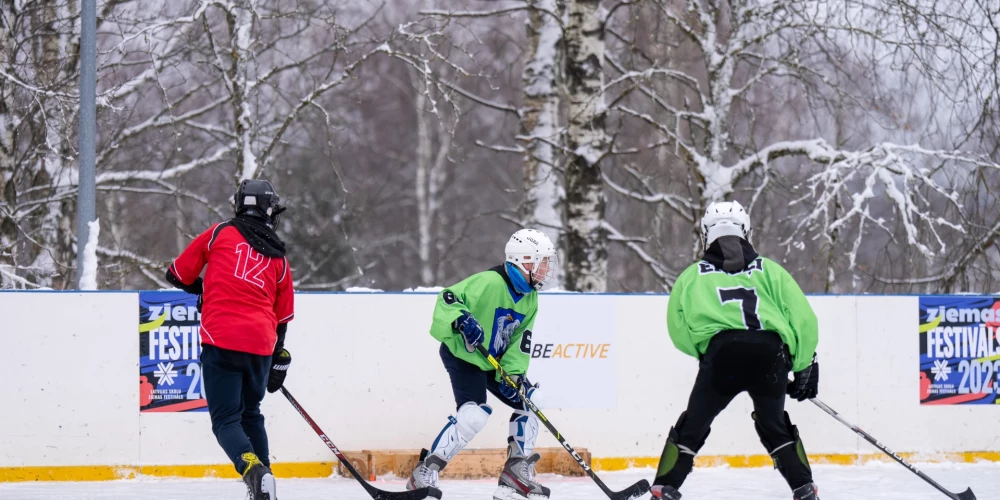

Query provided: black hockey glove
[165,269,203,295]
[267,348,291,393]
[196,294,203,314]
[787,353,819,401]
[453,310,485,352]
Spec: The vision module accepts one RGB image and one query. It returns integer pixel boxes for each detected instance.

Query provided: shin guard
[754,411,813,490]
[428,402,492,467]
[654,412,710,489]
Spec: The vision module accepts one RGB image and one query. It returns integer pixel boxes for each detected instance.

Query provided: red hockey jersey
[170,222,294,355]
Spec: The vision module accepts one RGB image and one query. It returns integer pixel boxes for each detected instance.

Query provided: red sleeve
[274,257,294,323]
[170,225,216,284]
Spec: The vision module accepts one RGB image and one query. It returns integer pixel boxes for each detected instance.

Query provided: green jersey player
[651,201,821,500]
[407,229,556,500]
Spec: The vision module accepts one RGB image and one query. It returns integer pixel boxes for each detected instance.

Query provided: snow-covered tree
[519,0,565,289]
[601,0,1000,291]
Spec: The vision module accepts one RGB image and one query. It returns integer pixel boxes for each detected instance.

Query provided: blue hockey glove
[499,375,536,404]
[453,311,485,352]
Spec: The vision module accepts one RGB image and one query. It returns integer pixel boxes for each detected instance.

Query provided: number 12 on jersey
[718,287,762,330]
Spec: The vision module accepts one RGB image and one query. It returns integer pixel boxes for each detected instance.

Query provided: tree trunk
[0,2,18,284]
[228,0,258,182]
[413,69,451,286]
[520,0,565,288]
[563,0,607,291]
[31,0,79,288]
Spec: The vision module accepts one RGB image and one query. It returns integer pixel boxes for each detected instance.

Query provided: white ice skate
[493,452,550,500]
[406,454,444,491]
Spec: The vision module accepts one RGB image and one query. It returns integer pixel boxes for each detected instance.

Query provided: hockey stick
[280,387,442,500]
[810,398,976,500]
[477,345,650,500]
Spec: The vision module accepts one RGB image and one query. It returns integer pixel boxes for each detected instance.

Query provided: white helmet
[701,200,752,246]
[505,229,557,290]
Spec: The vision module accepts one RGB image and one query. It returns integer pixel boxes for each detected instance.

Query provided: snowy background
[0,0,997,293]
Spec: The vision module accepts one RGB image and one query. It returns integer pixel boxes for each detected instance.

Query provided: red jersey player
[165,179,293,500]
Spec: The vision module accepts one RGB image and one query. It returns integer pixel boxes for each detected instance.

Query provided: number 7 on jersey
[718,287,762,330]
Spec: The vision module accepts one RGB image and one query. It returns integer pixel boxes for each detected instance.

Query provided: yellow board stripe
[592,451,1000,471]
[4,452,1000,482]
[0,462,335,483]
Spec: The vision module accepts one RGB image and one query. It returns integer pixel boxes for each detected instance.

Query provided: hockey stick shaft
[477,345,649,500]
[281,387,440,500]
[810,398,975,500]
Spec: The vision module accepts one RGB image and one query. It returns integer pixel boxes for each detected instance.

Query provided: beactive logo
[531,343,611,359]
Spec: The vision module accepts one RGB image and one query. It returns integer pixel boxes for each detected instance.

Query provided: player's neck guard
[505,262,533,294]
[703,236,758,273]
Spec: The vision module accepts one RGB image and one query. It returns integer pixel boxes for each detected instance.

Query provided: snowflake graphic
[931,359,952,382]
[154,362,178,386]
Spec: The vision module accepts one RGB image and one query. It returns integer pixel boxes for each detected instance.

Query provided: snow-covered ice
[1,463,996,500]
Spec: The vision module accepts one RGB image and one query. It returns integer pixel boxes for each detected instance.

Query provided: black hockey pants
[654,330,813,491]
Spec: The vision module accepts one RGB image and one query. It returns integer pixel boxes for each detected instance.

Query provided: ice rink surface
[1,463,995,500]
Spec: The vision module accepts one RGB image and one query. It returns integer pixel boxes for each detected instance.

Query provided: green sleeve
[776,265,819,372]
[500,305,535,377]
[667,268,700,360]
[429,279,476,343]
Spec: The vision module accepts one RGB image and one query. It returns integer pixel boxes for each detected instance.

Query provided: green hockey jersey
[667,256,819,372]
[431,265,537,376]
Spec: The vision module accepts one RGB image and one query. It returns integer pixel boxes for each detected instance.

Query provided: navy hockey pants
[201,344,271,473]
[439,343,525,411]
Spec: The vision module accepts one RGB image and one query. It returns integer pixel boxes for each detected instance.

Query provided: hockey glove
[196,294,203,314]
[498,375,536,404]
[787,353,819,401]
[498,375,522,403]
[453,311,485,353]
[267,348,291,393]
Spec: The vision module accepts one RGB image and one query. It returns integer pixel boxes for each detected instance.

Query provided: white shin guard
[509,385,544,458]
[429,402,492,464]
[508,409,540,458]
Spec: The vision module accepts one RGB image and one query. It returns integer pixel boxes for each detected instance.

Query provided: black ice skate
[494,452,550,500]
[793,483,820,500]
[241,452,276,500]
[649,484,682,500]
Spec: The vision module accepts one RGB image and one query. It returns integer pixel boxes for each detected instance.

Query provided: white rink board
[1,291,996,469]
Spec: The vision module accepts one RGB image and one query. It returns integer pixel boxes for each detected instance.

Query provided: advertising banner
[920,296,1000,405]
[139,291,207,412]
[528,294,616,409]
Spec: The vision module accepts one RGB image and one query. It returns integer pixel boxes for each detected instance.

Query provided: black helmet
[234,179,286,227]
